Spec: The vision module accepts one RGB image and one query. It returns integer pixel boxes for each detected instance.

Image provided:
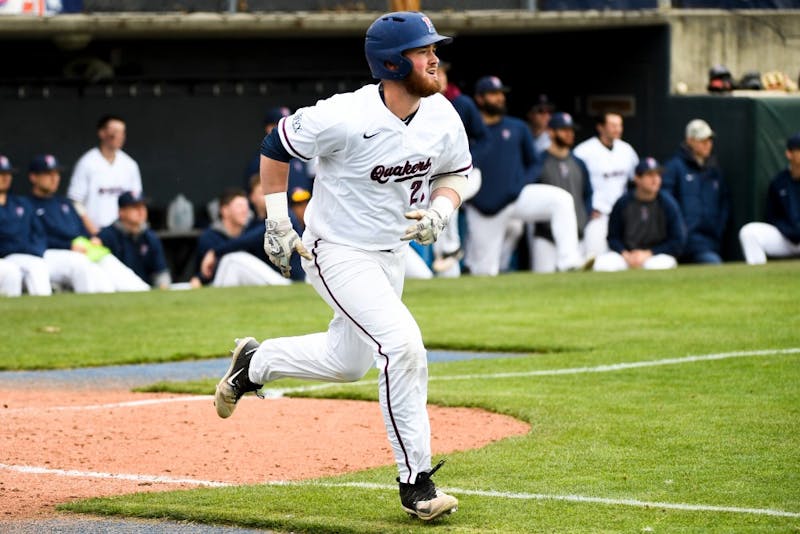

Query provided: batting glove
[401,207,449,245]
[264,218,312,278]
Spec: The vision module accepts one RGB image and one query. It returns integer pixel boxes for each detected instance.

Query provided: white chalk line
[0,463,797,518]
[266,346,800,396]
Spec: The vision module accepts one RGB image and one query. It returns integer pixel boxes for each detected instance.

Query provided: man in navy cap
[526,112,601,272]
[98,191,172,289]
[594,157,687,271]
[464,75,589,275]
[28,154,150,293]
[738,131,800,264]
[0,154,51,296]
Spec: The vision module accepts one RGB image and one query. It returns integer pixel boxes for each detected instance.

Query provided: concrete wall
[669,10,800,93]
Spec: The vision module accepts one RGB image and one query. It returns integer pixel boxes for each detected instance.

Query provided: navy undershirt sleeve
[260,128,292,163]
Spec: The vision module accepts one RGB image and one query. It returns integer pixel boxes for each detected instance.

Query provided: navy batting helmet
[364,11,452,81]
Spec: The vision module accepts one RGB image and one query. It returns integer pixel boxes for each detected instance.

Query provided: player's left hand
[264,218,312,278]
[401,208,448,245]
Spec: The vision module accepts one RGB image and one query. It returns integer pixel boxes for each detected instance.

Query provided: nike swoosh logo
[226,368,244,386]
[363,131,380,139]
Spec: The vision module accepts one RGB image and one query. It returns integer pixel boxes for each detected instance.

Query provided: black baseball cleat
[214,337,263,419]
[398,459,458,521]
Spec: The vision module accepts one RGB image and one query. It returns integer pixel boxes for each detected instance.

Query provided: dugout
[652,94,800,261]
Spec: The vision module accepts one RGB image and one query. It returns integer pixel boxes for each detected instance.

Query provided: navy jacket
[470,116,539,215]
[661,144,730,257]
[765,169,800,244]
[98,222,169,285]
[0,195,47,257]
[607,190,687,257]
[27,195,89,249]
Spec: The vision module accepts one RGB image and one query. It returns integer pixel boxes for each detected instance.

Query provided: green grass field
[3,261,799,532]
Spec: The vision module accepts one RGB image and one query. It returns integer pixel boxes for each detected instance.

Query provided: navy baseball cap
[29,154,63,173]
[263,106,291,126]
[0,155,17,173]
[475,76,510,94]
[548,112,575,130]
[118,191,149,208]
[635,157,663,175]
[786,131,800,150]
[531,94,554,113]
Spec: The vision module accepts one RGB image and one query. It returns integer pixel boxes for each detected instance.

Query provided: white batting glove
[401,207,449,245]
[264,218,312,278]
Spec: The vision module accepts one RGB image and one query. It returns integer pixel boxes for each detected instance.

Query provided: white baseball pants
[465,183,583,275]
[527,217,607,273]
[43,249,114,293]
[248,233,432,484]
[4,253,52,296]
[211,252,291,287]
[0,258,24,297]
[593,251,677,271]
[739,222,800,265]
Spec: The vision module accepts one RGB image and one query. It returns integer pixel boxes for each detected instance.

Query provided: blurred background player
[661,118,730,264]
[527,112,599,273]
[573,111,640,258]
[192,187,290,288]
[594,157,687,271]
[465,75,586,275]
[28,154,149,293]
[0,155,51,296]
[68,114,143,235]
[738,131,800,264]
[98,191,172,289]
[525,93,555,156]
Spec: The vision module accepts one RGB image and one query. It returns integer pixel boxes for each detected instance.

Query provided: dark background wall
[4,23,799,261]
[0,25,670,226]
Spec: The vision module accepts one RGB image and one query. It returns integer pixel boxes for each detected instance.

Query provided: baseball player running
[214,11,471,521]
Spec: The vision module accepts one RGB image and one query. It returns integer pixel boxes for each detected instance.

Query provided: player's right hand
[264,218,312,278]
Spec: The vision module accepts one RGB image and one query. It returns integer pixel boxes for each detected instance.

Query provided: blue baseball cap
[118,191,149,208]
[635,157,663,175]
[0,155,17,173]
[787,131,800,151]
[29,154,64,173]
[475,75,510,95]
[548,112,575,130]
[263,106,291,126]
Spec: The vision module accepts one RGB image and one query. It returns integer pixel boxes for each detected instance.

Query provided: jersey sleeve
[67,154,89,204]
[276,94,349,162]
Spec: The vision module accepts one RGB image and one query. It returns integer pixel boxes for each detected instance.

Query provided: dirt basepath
[0,388,530,521]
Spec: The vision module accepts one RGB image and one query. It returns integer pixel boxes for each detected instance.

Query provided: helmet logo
[421,16,435,34]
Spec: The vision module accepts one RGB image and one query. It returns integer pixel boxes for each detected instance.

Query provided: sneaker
[398,460,458,520]
[214,337,263,419]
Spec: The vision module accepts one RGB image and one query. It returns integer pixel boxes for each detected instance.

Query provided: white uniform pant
[43,249,120,293]
[593,251,677,271]
[249,234,431,483]
[404,248,433,279]
[97,254,151,292]
[527,217,607,273]
[739,222,800,265]
[4,253,52,296]
[0,258,24,297]
[431,168,482,278]
[211,252,291,287]
[465,183,583,275]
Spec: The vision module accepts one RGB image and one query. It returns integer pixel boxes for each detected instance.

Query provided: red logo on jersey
[370,158,431,184]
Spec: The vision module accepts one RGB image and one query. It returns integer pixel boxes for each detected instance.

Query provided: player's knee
[387,336,427,369]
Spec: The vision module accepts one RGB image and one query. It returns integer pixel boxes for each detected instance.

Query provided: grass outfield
[3,261,799,532]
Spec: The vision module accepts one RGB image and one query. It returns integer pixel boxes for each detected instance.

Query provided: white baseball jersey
[67,147,143,229]
[276,84,472,250]
[573,136,639,215]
